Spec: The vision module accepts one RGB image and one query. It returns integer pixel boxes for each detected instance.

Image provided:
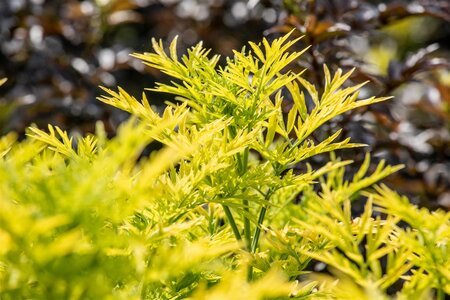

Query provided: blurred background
[0,0,449,209]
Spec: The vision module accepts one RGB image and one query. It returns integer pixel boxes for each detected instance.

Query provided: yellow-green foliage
[0,33,449,299]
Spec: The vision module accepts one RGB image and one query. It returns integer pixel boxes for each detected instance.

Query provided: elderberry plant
[0,33,448,299]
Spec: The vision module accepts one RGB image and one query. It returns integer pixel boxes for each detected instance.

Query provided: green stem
[248,186,274,281]
[251,205,268,253]
[239,148,251,250]
[437,288,444,300]
[237,148,253,280]
[242,147,249,169]
[222,204,241,241]
[247,265,253,281]
[236,152,243,173]
[243,199,251,250]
